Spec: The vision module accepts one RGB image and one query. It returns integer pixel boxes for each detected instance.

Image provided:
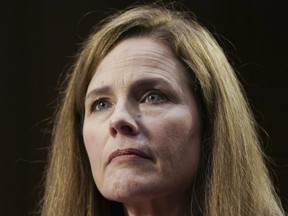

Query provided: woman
[40,4,285,216]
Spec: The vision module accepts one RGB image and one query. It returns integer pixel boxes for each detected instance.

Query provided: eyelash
[140,90,167,104]
[90,90,168,112]
[91,98,113,112]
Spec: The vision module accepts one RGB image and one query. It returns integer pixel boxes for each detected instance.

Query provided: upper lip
[108,148,151,164]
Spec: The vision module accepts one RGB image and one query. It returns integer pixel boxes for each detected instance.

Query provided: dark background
[1,0,287,215]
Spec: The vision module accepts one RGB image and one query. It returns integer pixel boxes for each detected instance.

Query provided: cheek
[162,121,198,160]
[154,110,200,145]
[151,110,201,176]
[82,122,105,172]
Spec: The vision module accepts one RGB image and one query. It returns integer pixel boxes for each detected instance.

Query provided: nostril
[110,127,117,137]
[120,125,134,135]
[109,125,136,137]
[109,114,139,137]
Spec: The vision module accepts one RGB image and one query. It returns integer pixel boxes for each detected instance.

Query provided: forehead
[87,37,187,91]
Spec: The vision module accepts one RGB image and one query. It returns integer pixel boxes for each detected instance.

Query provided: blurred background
[1,0,287,215]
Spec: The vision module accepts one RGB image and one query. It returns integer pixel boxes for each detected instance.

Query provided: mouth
[108,148,151,164]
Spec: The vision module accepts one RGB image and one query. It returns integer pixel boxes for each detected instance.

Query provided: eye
[92,98,112,111]
[142,91,167,104]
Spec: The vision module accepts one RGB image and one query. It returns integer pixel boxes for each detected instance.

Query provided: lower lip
[110,154,147,163]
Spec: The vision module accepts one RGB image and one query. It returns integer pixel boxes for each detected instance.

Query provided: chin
[100,178,160,203]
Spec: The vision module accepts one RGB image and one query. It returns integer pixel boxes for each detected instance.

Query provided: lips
[108,148,150,164]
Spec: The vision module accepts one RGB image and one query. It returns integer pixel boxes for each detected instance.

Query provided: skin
[83,37,202,216]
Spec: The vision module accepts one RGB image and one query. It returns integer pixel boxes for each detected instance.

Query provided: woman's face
[83,37,201,204]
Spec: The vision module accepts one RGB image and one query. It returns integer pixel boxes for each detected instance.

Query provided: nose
[109,101,139,137]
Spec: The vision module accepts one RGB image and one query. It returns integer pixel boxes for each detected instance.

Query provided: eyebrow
[85,77,176,102]
[132,77,175,90]
[85,86,112,103]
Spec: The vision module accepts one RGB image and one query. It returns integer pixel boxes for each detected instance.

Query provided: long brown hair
[40,4,285,216]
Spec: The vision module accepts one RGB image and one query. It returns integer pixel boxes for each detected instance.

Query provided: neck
[122,194,190,216]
